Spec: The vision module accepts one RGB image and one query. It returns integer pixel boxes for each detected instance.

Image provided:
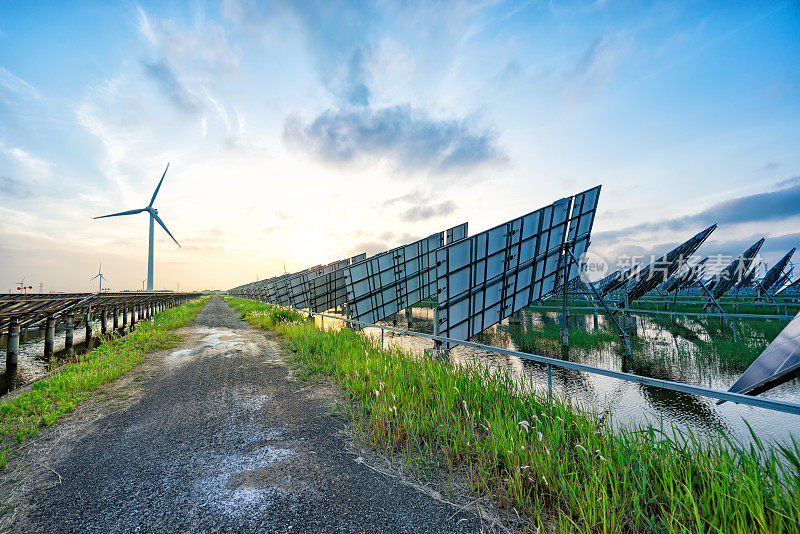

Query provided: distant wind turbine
[94,163,180,291]
[90,263,107,293]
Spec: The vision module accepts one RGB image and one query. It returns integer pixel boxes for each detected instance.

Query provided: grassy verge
[0,296,210,468]
[225,297,800,533]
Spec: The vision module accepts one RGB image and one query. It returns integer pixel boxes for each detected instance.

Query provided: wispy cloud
[0,176,32,199]
[382,188,458,221]
[564,32,633,101]
[284,105,506,175]
[0,67,41,100]
[0,141,52,178]
[141,59,203,116]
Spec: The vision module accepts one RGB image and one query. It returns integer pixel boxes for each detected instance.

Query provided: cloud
[382,189,458,221]
[0,67,41,100]
[0,141,52,178]
[284,105,506,175]
[223,0,507,175]
[141,60,203,116]
[223,0,376,106]
[565,32,632,100]
[595,177,800,245]
[400,201,456,222]
[0,176,32,199]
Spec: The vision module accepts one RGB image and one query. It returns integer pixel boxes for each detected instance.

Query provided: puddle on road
[167,327,252,367]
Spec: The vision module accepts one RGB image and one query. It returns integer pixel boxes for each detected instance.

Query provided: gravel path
[1,295,492,533]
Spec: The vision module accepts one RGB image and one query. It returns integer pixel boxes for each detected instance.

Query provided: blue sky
[1,0,798,291]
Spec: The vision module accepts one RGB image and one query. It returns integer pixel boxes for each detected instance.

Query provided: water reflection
[319,306,800,448]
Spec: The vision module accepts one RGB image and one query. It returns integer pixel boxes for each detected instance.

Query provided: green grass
[0,296,210,468]
[225,296,800,533]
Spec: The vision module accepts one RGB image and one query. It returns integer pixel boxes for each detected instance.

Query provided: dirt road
[1,295,490,533]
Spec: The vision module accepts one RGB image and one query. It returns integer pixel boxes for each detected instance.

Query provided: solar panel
[288,254,367,309]
[621,225,716,305]
[709,238,765,300]
[343,225,467,324]
[435,186,600,348]
[662,257,708,293]
[446,223,469,245]
[761,248,796,292]
[776,275,800,296]
[306,253,369,312]
[597,266,638,297]
[725,312,800,398]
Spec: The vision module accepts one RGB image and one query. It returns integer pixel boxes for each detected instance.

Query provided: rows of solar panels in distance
[435,187,600,348]
[342,224,468,324]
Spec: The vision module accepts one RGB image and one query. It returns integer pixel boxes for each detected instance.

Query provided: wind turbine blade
[148,163,170,207]
[94,208,146,219]
[90,274,100,280]
[152,212,181,247]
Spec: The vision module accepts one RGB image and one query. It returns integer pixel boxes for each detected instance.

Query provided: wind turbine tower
[91,263,107,293]
[94,163,181,291]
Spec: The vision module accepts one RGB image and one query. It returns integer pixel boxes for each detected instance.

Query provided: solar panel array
[709,238,765,300]
[621,224,716,305]
[434,186,600,348]
[344,224,468,324]
[762,248,796,292]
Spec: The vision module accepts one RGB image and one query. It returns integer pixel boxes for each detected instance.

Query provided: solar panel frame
[435,186,600,348]
[342,225,468,324]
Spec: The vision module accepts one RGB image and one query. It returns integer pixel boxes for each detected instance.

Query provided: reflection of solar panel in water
[343,225,468,324]
[762,248,796,292]
[621,225,716,305]
[724,312,800,399]
[709,238,765,300]
[435,186,600,348]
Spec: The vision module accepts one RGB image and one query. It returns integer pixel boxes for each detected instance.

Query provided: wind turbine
[94,163,180,291]
[91,263,107,293]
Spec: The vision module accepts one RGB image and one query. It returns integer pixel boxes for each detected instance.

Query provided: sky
[0,0,798,292]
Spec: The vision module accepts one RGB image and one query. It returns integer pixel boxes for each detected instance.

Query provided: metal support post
[65,312,75,351]
[7,320,20,367]
[85,305,92,345]
[44,315,55,357]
